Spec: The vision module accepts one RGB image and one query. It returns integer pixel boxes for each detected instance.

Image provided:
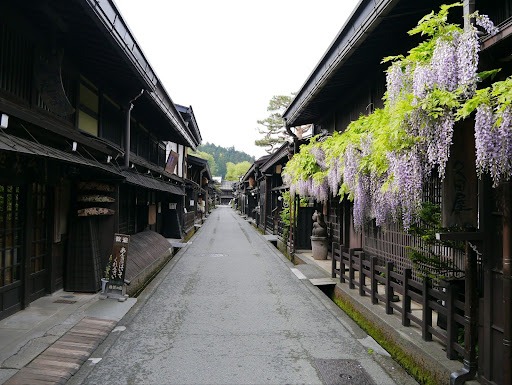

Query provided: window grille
[0,25,32,102]
[30,183,47,274]
[0,185,22,288]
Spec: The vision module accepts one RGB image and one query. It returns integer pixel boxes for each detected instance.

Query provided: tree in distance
[189,150,218,176]
[225,161,252,181]
[255,94,293,154]
[196,143,255,178]
[255,94,312,154]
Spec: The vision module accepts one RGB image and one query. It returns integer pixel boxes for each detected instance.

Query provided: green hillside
[195,143,255,178]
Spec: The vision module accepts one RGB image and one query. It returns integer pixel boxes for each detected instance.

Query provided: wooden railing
[332,242,465,360]
[265,215,274,234]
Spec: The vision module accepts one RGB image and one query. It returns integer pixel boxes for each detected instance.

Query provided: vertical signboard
[109,233,130,289]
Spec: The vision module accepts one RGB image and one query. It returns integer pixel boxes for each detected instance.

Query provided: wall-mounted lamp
[277,196,283,201]
[130,163,135,169]
[107,155,112,163]
[71,141,77,152]
[0,113,9,129]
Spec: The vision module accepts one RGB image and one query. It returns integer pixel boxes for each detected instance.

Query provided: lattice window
[0,24,32,102]
[30,183,47,274]
[362,174,459,281]
[0,185,22,287]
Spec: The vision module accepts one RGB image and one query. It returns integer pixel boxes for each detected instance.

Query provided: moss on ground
[331,292,443,385]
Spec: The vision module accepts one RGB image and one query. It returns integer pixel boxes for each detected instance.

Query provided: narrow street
[70,207,416,385]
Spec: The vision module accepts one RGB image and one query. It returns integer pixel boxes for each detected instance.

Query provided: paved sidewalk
[0,286,136,384]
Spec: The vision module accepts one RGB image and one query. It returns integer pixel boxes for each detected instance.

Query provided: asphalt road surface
[71,206,416,385]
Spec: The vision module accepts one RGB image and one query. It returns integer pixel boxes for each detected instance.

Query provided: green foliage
[189,150,218,176]
[197,142,255,178]
[225,161,252,181]
[104,254,113,279]
[458,75,512,122]
[284,3,509,229]
[407,202,465,281]
[282,136,323,186]
[255,94,294,154]
[280,191,293,241]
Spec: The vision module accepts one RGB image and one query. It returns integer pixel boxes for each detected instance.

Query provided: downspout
[199,168,205,215]
[503,182,512,385]
[124,89,145,169]
[284,118,299,154]
[450,3,478,384]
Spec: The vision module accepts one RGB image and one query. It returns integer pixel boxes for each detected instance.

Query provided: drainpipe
[503,182,512,385]
[199,168,205,217]
[284,118,299,154]
[449,3,479,385]
[124,89,144,169]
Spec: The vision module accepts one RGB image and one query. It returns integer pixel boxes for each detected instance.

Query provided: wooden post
[332,242,338,279]
[385,261,393,315]
[349,248,355,289]
[446,281,458,359]
[359,251,365,296]
[402,269,411,326]
[340,250,346,284]
[437,232,483,385]
[370,256,377,304]
[422,277,432,341]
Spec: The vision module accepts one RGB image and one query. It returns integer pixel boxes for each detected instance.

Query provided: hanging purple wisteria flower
[475,13,499,36]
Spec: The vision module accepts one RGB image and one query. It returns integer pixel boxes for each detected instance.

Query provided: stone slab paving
[4,317,116,385]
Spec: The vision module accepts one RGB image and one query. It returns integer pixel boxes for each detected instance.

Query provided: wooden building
[219,181,236,205]
[276,1,512,384]
[0,0,201,319]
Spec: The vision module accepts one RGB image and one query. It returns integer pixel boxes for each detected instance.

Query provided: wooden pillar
[438,232,482,385]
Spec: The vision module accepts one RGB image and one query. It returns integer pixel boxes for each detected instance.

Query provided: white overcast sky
[114,0,361,158]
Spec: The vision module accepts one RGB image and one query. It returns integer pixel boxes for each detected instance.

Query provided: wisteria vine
[283,3,507,231]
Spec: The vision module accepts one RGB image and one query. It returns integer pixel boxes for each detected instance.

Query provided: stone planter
[311,236,328,260]
[101,278,109,293]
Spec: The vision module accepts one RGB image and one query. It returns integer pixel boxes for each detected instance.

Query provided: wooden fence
[331,242,466,360]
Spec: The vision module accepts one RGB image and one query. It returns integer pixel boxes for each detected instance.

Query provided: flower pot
[311,236,328,260]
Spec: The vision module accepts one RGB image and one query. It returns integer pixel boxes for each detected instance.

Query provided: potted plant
[101,254,112,294]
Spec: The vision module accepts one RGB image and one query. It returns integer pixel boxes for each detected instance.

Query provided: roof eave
[283,0,394,126]
[79,0,158,92]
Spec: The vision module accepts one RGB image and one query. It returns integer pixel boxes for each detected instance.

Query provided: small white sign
[0,114,8,129]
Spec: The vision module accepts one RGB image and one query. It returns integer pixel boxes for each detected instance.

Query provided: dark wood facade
[0,0,201,319]
[276,1,512,384]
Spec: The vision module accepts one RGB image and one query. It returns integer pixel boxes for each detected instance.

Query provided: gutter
[81,0,198,150]
[149,87,199,150]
